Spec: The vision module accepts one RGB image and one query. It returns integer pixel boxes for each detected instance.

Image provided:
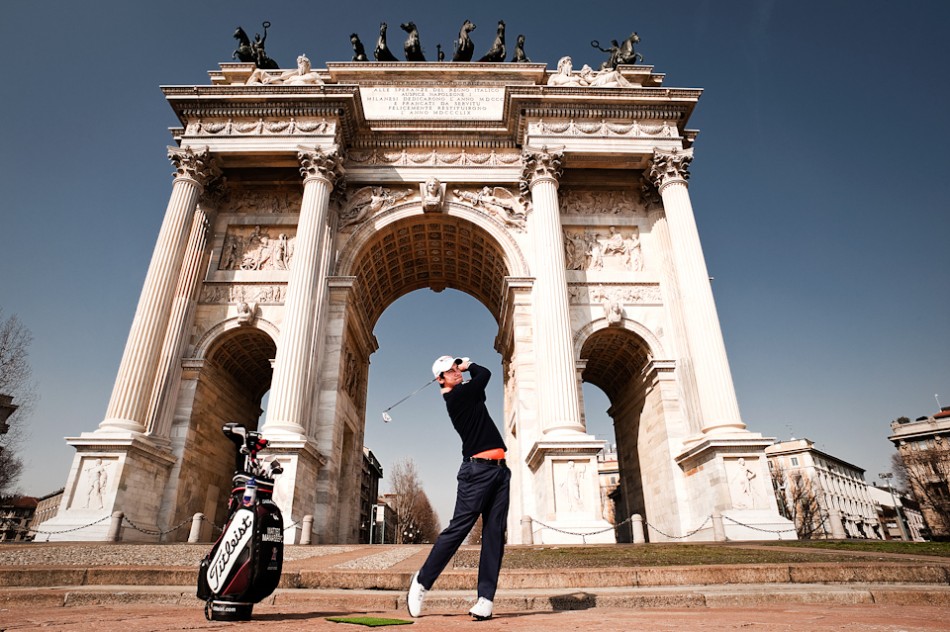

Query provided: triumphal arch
[46,51,794,543]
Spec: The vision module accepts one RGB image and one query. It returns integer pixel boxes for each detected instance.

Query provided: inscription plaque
[360,86,505,121]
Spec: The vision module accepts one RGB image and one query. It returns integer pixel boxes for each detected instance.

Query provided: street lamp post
[879,472,911,541]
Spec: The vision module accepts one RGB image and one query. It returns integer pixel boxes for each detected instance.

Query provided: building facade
[889,408,950,540]
[766,439,880,539]
[44,56,791,544]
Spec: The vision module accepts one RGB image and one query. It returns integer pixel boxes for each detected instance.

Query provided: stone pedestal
[525,438,616,544]
[43,435,176,542]
[261,438,327,545]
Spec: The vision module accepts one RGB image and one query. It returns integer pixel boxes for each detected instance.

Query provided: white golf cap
[432,355,468,378]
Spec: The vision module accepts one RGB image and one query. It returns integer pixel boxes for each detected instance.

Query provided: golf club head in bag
[197,422,284,621]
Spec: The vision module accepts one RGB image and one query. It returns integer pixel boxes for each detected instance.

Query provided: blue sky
[2,0,948,525]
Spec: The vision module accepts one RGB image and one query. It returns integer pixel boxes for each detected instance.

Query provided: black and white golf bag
[197,422,284,621]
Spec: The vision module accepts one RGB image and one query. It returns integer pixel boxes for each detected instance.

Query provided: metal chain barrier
[199,514,224,534]
[2,514,111,537]
[722,513,807,536]
[531,514,634,544]
[122,515,193,539]
[645,514,712,540]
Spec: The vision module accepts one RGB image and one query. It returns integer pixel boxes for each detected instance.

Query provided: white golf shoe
[469,597,493,620]
[407,571,427,617]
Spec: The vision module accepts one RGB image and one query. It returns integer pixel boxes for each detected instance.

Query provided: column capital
[520,145,564,193]
[648,147,693,192]
[297,145,345,190]
[167,146,221,191]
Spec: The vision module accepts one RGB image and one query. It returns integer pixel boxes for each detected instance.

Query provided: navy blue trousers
[417,460,511,600]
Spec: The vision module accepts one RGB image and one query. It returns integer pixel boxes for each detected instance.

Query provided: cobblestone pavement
[1,602,948,631]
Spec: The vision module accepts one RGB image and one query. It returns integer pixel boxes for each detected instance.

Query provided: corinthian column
[648,147,744,434]
[263,146,344,438]
[521,147,584,435]
[99,147,220,434]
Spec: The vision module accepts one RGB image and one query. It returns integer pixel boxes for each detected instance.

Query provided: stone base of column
[525,437,616,544]
[674,435,796,542]
[259,438,326,545]
[43,434,176,542]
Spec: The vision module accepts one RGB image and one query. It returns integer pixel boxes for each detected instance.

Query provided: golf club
[381,377,437,422]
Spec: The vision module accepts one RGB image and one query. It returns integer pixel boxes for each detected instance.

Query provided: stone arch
[576,323,662,542]
[167,323,278,539]
[335,201,526,328]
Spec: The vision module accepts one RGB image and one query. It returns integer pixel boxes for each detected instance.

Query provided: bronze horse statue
[617,32,643,65]
[374,22,398,61]
[478,20,506,62]
[510,34,530,63]
[452,19,476,62]
[233,22,278,69]
[350,33,368,61]
[401,22,425,61]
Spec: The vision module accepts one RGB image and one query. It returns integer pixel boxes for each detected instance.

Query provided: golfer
[407,356,510,621]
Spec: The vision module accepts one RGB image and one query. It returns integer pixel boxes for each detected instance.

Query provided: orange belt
[472,448,506,460]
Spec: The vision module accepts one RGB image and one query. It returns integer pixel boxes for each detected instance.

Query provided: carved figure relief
[218,188,301,215]
[219,226,296,271]
[564,227,642,272]
[420,177,446,212]
[246,54,323,85]
[201,284,287,305]
[560,189,642,216]
[547,56,633,88]
[592,285,624,325]
[81,458,113,510]
[339,186,413,229]
[236,300,257,325]
[453,186,529,231]
[557,460,587,512]
[730,457,760,510]
[568,283,662,306]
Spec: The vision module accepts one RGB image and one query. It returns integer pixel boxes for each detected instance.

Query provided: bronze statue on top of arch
[591,31,644,70]
[233,21,280,69]
[352,20,532,63]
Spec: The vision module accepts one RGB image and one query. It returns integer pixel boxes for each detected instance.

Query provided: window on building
[791,457,799,466]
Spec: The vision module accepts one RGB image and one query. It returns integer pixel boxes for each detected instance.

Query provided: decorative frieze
[185,118,333,136]
[559,188,643,216]
[345,148,522,168]
[219,225,296,271]
[568,282,662,306]
[218,187,302,215]
[200,284,287,304]
[527,119,673,138]
[338,186,414,229]
[564,226,642,272]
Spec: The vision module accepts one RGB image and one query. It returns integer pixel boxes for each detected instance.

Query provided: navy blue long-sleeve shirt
[442,363,507,458]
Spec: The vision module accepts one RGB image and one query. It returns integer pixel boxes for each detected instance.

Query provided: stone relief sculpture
[421,177,446,212]
[346,148,522,168]
[453,20,476,62]
[374,22,398,62]
[246,54,323,85]
[547,56,633,88]
[82,458,111,510]
[401,22,425,61]
[201,284,287,305]
[232,22,279,69]
[478,20,506,62]
[564,227,642,272]
[339,186,413,229]
[569,283,661,306]
[731,457,759,509]
[236,300,257,325]
[592,285,625,325]
[219,226,296,271]
[453,186,529,231]
[219,188,301,215]
[560,189,642,216]
[559,461,587,511]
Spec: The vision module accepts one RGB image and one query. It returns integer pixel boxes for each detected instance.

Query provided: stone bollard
[108,511,124,542]
[712,511,726,541]
[188,513,204,543]
[299,515,314,545]
[632,513,645,544]
[521,516,534,545]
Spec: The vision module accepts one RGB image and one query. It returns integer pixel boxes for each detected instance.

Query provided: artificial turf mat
[326,616,413,627]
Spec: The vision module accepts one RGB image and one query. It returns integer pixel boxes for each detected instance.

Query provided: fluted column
[263,146,343,437]
[648,148,744,434]
[521,147,584,435]
[146,202,214,440]
[100,147,220,434]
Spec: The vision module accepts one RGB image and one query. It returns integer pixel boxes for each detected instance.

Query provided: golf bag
[197,423,284,621]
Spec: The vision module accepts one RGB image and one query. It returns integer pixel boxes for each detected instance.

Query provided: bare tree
[388,458,440,544]
[771,466,825,539]
[0,310,37,497]
[893,443,950,539]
